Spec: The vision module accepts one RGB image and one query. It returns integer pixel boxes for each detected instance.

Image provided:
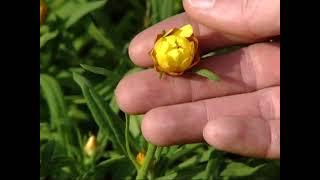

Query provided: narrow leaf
[221,162,266,177]
[193,68,220,81]
[40,30,59,48]
[167,149,212,174]
[73,72,126,155]
[125,114,140,170]
[65,0,108,28]
[203,150,224,180]
[40,74,73,154]
[80,64,119,78]
[88,22,115,50]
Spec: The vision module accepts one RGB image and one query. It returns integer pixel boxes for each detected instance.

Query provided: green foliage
[40,0,279,179]
[193,68,220,81]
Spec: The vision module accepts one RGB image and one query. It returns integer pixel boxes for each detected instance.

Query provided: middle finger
[116,42,279,114]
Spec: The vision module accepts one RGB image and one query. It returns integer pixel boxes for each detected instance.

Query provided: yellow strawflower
[84,135,97,156]
[149,24,200,76]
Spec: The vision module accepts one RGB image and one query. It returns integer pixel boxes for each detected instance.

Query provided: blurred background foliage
[40,0,280,179]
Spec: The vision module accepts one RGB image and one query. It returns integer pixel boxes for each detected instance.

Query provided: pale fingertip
[203,117,245,152]
[128,34,153,67]
[115,78,136,114]
[141,108,177,146]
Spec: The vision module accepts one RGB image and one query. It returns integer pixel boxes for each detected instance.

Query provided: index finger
[129,13,267,67]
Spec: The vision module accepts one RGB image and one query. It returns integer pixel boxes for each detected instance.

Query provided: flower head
[84,135,97,156]
[136,152,145,166]
[150,24,200,76]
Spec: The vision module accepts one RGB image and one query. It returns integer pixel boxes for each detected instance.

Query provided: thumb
[203,116,280,159]
[183,0,280,40]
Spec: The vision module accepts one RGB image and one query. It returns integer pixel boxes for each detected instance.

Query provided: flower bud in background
[40,0,47,25]
[84,135,97,156]
[149,24,200,76]
[136,152,145,166]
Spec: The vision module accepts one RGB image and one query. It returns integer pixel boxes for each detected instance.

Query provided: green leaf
[167,143,203,166]
[94,132,109,164]
[50,155,76,169]
[156,164,206,180]
[41,140,56,177]
[85,156,134,180]
[40,123,53,141]
[193,68,220,81]
[154,147,163,162]
[155,173,178,180]
[203,150,224,180]
[88,22,115,50]
[111,159,136,180]
[40,74,74,154]
[54,1,78,19]
[166,149,212,175]
[124,115,146,152]
[109,94,120,114]
[96,156,126,171]
[67,104,89,120]
[73,72,126,155]
[80,156,126,179]
[40,30,59,48]
[128,115,142,138]
[80,64,119,78]
[125,114,140,170]
[65,0,108,28]
[160,0,175,20]
[40,141,75,177]
[221,162,266,177]
[248,160,280,179]
[94,77,122,101]
[41,140,56,165]
[40,25,50,35]
[125,67,144,76]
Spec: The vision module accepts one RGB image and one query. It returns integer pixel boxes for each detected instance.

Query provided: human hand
[116,0,280,159]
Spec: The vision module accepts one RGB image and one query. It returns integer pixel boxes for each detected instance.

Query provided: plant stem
[125,114,140,171]
[136,144,157,180]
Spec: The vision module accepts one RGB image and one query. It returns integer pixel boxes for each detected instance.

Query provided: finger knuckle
[258,87,280,120]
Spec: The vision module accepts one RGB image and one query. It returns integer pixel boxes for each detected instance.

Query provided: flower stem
[136,144,157,180]
[125,114,140,170]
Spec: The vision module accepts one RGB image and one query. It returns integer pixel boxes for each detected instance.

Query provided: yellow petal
[155,38,169,54]
[180,58,193,71]
[167,49,181,61]
[175,24,193,38]
[136,152,145,166]
[164,35,178,47]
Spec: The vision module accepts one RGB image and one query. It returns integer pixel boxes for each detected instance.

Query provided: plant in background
[40,0,280,179]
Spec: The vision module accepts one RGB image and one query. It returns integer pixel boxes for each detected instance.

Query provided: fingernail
[187,0,216,9]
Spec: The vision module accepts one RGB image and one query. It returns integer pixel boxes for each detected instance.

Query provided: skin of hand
[115,0,280,159]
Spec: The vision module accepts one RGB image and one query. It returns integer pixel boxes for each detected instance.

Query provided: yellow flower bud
[150,24,200,76]
[40,0,47,25]
[136,152,145,166]
[84,135,97,156]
